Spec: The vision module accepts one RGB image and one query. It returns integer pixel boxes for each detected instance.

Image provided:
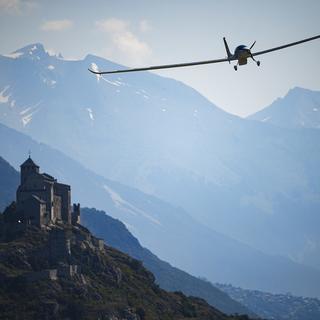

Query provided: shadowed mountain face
[1,125,320,299]
[80,207,255,317]
[248,87,320,129]
[0,157,19,212]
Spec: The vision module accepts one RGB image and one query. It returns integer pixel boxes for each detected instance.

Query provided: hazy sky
[0,0,319,116]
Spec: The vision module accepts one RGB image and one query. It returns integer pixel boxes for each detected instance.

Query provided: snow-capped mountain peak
[2,43,49,61]
[248,87,320,129]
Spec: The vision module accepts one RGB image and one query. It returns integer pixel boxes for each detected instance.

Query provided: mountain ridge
[80,207,255,317]
[248,87,320,129]
[216,283,320,320]
[1,43,320,295]
[1,124,320,298]
[0,154,254,316]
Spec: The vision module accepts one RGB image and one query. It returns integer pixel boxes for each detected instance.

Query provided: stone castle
[0,158,109,284]
[9,156,80,227]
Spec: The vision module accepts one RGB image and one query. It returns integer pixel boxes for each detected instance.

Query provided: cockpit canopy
[235,45,247,52]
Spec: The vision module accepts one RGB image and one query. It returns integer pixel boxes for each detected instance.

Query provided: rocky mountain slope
[81,207,254,317]
[1,44,320,275]
[1,126,320,298]
[0,220,252,320]
[216,283,320,320]
[248,87,320,129]
[1,122,320,298]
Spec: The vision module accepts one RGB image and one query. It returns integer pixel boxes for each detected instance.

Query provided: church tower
[13,156,80,227]
[20,156,40,184]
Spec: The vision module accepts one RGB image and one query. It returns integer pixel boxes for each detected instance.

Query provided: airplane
[88,34,320,74]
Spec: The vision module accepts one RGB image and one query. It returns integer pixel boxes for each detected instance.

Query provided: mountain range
[81,207,254,317]
[81,207,320,320]
[1,44,320,272]
[216,283,320,320]
[0,154,252,316]
[1,43,320,297]
[248,87,320,129]
[3,156,320,320]
[1,124,320,300]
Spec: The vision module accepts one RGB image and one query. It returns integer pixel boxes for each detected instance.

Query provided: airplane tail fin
[223,37,232,63]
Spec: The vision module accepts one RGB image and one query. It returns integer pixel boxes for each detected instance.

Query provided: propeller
[250,41,256,50]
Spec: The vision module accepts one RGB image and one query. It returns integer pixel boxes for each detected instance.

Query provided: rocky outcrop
[0,221,254,320]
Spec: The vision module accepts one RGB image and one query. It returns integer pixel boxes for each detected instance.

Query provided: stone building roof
[42,173,55,181]
[20,157,39,168]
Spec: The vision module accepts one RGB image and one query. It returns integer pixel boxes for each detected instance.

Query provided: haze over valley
[1,44,320,300]
[1,2,320,317]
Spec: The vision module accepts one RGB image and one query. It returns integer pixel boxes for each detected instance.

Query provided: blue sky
[0,0,319,116]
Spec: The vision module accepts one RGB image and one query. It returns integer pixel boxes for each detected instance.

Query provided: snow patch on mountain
[103,184,162,226]
[86,108,94,120]
[0,86,10,103]
[22,113,33,126]
[20,101,42,127]
[42,78,57,87]
[89,63,101,83]
[2,52,23,59]
[20,107,33,116]
[248,87,320,129]
[2,44,51,61]
[103,78,121,87]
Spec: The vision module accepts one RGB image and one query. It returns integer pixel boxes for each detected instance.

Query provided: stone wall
[49,228,71,262]
[54,183,71,224]
[24,269,58,282]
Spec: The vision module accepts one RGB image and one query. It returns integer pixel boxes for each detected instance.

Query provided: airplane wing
[88,57,232,75]
[252,34,320,57]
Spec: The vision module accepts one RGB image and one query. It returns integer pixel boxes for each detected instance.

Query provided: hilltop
[0,154,253,316]
[0,219,251,320]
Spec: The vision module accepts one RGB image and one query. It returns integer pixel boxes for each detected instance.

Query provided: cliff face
[0,221,251,320]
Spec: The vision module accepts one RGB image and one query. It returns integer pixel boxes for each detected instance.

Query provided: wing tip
[88,68,98,74]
